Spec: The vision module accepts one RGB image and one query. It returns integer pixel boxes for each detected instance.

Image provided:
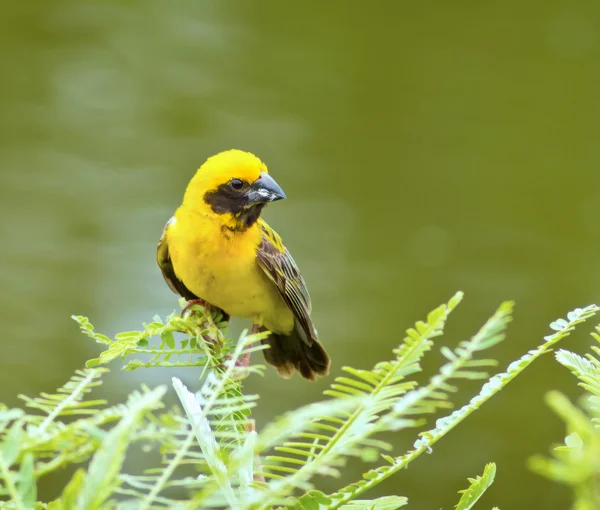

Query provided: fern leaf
[75,386,166,509]
[30,398,166,480]
[529,392,599,489]
[531,319,600,508]
[386,301,514,430]
[286,492,410,510]
[18,368,108,435]
[555,349,600,397]
[171,378,238,508]
[74,312,218,371]
[1,299,596,508]
[249,293,463,508]
[17,453,36,508]
[340,496,408,509]
[0,423,27,509]
[322,303,597,509]
[454,463,496,510]
[138,330,261,509]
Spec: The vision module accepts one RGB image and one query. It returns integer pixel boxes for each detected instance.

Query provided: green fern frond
[73,306,230,372]
[136,329,262,509]
[323,304,598,509]
[529,391,600,510]
[549,328,600,424]
[0,369,114,485]
[454,463,496,510]
[18,368,108,434]
[326,291,464,402]
[172,378,238,509]
[74,386,166,509]
[555,349,600,397]
[339,496,408,510]
[4,297,595,509]
[30,398,171,480]
[0,318,310,507]
[0,453,36,510]
[1,383,167,510]
[530,323,600,510]
[0,416,29,509]
[247,293,462,508]
[385,301,513,430]
[8,369,156,482]
[295,491,408,510]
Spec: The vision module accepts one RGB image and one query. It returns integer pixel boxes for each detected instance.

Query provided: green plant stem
[125,361,209,369]
[37,369,100,436]
[327,308,597,508]
[139,429,195,510]
[132,348,206,355]
[257,314,447,509]
[35,444,97,479]
[0,456,24,510]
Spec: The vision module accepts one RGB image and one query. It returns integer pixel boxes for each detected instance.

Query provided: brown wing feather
[255,220,317,346]
[156,217,199,301]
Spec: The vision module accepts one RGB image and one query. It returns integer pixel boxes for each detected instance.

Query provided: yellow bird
[157,150,330,380]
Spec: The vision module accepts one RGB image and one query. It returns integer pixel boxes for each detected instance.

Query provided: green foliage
[529,321,600,510]
[74,304,235,372]
[454,463,496,510]
[0,296,597,508]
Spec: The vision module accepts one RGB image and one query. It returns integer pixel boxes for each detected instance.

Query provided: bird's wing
[255,219,317,346]
[156,216,199,301]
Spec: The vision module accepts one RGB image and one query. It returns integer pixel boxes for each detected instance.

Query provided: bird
[156,149,330,380]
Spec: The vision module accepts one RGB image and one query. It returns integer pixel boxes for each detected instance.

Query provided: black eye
[229,178,244,191]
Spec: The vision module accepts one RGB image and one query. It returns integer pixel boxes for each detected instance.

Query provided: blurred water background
[2,1,600,508]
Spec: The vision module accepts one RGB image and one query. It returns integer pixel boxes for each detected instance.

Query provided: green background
[2,1,599,508]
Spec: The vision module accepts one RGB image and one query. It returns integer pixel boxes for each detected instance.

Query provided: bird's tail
[260,325,330,381]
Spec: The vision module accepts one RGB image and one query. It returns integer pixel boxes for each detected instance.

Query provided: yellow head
[182,149,286,231]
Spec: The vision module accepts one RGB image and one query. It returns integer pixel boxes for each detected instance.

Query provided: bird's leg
[181,299,233,360]
[216,324,261,373]
[235,323,261,368]
[182,299,230,324]
[181,299,218,349]
[181,298,210,317]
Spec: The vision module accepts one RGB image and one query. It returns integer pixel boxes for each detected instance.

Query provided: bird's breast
[167,211,290,328]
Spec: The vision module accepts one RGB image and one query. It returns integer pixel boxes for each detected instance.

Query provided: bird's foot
[216,324,260,375]
[181,299,230,325]
[236,323,261,367]
[181,298,211,317]
[217,349,251,374]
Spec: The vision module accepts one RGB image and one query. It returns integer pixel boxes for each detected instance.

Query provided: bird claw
[182,300,230,326]
[212,351,252,377]
[226,324,259,370]
[181,299,210,318]
[213,326,260,376]
[184,304,259,376]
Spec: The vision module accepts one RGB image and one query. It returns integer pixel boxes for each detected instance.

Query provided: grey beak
[247,172,287,204]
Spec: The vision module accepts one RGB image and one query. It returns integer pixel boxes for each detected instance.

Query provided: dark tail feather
[260,327,330,381]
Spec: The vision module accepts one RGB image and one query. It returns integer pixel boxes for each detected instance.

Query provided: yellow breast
[166,207,293,332]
